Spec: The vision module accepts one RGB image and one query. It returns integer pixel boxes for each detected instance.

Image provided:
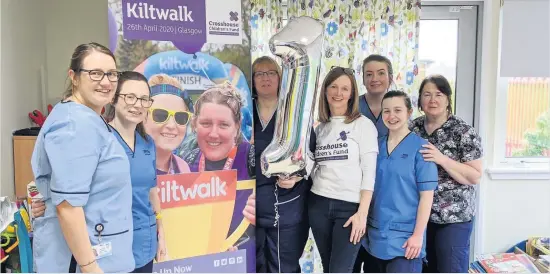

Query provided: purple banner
[153,250,247,273]
[122,0,206,45]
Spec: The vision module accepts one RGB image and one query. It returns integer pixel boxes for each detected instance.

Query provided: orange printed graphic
[158,170,237,209]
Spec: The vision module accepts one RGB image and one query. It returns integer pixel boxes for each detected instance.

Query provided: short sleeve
[45,119,101,207]
[459,126,483,163]
[415,150,438,192]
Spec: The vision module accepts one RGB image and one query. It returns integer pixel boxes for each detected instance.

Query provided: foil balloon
[260,16,324,179]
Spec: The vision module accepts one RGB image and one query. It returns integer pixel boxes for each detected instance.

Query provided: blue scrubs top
[111,127,158,268]
[31,101,135,272]
[364,132,438,260]
[359,94,389,137]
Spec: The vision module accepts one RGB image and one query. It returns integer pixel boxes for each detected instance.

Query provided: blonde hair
[318,68,361,124]
[193,82,244,143]
[148,73,184,90]
[252,56,281,98]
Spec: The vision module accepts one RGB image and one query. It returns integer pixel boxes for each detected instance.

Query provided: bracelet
[79,259,96,268]
[155,212,162,220]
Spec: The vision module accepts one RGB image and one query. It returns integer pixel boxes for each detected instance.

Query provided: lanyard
[199,146,238,172]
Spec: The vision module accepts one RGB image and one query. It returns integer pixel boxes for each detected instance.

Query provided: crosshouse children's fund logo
[315,131,351,162]
[208,11,241,37]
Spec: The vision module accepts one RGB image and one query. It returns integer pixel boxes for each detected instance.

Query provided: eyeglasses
[330,66,355,74]
[149,108,192,126]
[119,93,154,108]
[79,69,121,82]
[254,70,278,78]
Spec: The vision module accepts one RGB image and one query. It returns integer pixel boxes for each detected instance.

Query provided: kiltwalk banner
[108,0,255,272]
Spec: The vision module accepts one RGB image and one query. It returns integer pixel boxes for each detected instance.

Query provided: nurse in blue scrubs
[358,54,395,137]
[105,71,166,272]
[31,43,134,273]
[32,71,168,272]
[363,90,438,273]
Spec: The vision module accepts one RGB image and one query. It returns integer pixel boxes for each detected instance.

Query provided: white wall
[475,0,550,256]
[0,0,108,198]
[44,0,109,105]
[0,0,47,198]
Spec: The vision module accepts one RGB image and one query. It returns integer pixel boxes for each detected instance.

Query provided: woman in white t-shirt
[308,66,379,273]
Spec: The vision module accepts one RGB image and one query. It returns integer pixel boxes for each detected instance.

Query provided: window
[492,0,550,175]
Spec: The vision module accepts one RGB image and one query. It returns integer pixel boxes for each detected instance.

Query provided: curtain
[250,0,284,61]
[250,0,421,272]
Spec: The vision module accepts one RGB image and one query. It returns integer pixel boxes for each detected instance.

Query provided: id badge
[92,242,113,259]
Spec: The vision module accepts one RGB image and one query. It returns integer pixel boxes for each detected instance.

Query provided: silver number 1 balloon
[260,16,325,179]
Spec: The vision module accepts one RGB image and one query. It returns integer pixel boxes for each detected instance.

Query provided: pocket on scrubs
[388,222,415,233]
[89,218,134,271]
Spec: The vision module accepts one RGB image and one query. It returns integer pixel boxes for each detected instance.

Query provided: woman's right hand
[31,200,46,218]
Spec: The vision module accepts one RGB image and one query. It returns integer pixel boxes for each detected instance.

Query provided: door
[417,3,482,128]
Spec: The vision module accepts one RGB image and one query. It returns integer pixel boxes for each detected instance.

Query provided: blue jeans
[424,221,473,273]
[308,192,362,273]
[363,250,423,273]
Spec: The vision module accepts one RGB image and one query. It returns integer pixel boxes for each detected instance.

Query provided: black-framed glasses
[330,66,355,74]
[79,69,121,82]
[119,93,154,108]
[254,70,278,78]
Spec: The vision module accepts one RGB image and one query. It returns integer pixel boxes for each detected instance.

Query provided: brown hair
[251,56,281,98]
[192,83,244,143]
[318,67,361,124]
[418,74,453,114]
[105,71,151,141]
[362,54,394,89]
[63,42,117,99]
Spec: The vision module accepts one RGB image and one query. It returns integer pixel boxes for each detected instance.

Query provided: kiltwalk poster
[108,0,255,272]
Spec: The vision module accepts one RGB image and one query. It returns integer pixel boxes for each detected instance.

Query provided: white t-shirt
[311,115,378,203]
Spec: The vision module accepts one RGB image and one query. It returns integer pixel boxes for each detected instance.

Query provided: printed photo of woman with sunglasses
[143,74,193,175]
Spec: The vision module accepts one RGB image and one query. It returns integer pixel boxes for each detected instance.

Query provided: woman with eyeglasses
[143,74,192,175]
[30,42,134,273]
[308,67,378,273]
[32,71,168,272]
[252,56,312,273]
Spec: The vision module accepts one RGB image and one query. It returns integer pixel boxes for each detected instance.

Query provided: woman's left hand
[343,212,367,245]
[156,228,167,262]
[402,234,423,259]
[420,143,449,165]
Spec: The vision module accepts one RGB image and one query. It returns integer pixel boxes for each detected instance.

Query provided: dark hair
[362,54,394,87]
[251,56,281,98]
[105,71,151,142]
[63,42,117,99]
[382,90,413,111]
[318,67,361,124]
[418,74,453,114]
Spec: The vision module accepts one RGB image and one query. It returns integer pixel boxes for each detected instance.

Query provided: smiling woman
[144,73,192,175]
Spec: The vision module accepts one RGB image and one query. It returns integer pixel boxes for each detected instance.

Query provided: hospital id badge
[92,241,112,259]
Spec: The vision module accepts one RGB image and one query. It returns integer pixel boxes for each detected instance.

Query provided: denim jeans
[424,221,473,273]
[308,192,362,273]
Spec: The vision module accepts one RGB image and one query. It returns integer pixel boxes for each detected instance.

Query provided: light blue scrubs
[111,127,158,269]
[31,101,135,273]
[364,132,438,260]
[359,95,389,137]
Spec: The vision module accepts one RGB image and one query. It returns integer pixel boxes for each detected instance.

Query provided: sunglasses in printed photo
[149,108,192,126]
